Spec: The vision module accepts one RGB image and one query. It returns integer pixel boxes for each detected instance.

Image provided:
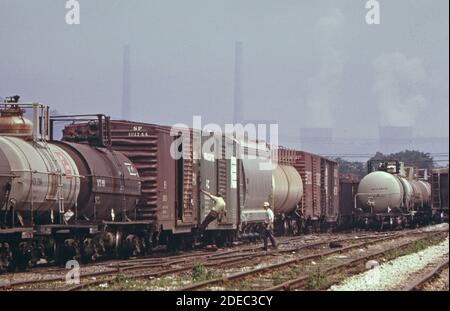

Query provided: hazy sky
[1,0,448,144]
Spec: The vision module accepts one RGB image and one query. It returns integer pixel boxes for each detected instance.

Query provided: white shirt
[265,208,274,224]
[209,194,226,213]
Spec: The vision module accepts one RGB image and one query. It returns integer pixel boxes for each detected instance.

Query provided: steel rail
[402,259,449,291]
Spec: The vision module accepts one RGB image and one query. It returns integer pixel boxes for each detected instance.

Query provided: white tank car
[357,171,405,213]
[357,170,431,214]
[272,164,303,214]
[0,136,80,214]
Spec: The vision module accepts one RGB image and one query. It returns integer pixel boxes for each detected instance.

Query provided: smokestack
[122,44,130,120]
[233,41,243,124]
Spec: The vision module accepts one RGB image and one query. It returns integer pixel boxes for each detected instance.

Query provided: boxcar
[199,133,239,235]
[338,173,360,229]
[431,167,449,222]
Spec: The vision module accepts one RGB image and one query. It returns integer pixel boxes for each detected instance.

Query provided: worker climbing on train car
[198,189,226,233]
[261,202,277,251]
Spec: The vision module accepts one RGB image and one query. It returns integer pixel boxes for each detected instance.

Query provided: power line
[322,153,448,157]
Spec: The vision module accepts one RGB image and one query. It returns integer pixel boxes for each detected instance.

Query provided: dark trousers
[199,210,219,232]
[261,226,277,249]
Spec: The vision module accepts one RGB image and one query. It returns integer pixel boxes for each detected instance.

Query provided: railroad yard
[0,2,448,299]
[1,223,447,292]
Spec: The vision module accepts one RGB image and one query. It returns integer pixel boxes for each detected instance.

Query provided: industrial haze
[0,0,448,160]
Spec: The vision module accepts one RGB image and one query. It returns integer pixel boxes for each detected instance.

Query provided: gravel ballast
[329,237,449,291]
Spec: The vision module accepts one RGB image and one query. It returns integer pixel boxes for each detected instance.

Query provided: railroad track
[0,228,409,278]
[43,233,401,290]
[176,231,447,291]
[64,234,382,291]
[0,249,215,290]
[1,228,445,291]
[267,234,447,291]
[0,234,303,277]
[402,259,449,291]
[0,234,319,290]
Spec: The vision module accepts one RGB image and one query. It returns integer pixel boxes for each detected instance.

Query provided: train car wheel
[0,241,15,272]
[82,237,98,263]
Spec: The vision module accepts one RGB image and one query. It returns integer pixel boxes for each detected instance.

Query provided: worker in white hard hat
[262,201,277,251]
[199,189,227,233]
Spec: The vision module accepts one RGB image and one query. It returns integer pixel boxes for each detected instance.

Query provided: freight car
[199,135,275,245]
[356,160,432,229]
[0,102,144,270]
[338,173,360,229]
[431,167,448,223]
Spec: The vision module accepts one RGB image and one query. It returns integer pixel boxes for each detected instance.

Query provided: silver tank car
[357,169,431,214]
[237,139,304,219]
[272,164,303,214]
[0,137,80,213]
[238,139,273,223]
[0,106,80,217]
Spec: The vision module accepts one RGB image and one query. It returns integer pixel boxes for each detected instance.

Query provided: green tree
[334,157,366,179]
[368,150,434,170]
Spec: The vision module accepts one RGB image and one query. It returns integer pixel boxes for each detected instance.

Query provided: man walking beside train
[198,189,226,233]
[262,202,277,251]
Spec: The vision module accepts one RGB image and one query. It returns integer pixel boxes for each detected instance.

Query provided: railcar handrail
[49,114,112,148]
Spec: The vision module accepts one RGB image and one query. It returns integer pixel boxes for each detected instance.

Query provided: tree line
[334,150,436,178]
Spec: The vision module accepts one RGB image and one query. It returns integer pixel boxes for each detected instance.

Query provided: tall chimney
[233,41,243,124]
[122,44,131,120]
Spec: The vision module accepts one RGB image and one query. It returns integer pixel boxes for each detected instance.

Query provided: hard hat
[263,202,270,207]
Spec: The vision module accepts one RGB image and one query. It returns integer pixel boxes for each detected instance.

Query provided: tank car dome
[357,171,404,213]
[0,105,33,138]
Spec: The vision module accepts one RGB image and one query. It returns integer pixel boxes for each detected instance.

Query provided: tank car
[0,106,80,223]
[272,164,303,215]
[0,101,142,270]
[356,160,431,229]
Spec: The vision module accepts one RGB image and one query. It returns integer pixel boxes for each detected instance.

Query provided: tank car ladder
[432,172,441,209]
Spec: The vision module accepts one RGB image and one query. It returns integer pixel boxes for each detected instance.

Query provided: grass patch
[192,262,216,282]
[272,265,306,285]
[384,234,446,261]
[272,271,288,286]
[305,267,327,290]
